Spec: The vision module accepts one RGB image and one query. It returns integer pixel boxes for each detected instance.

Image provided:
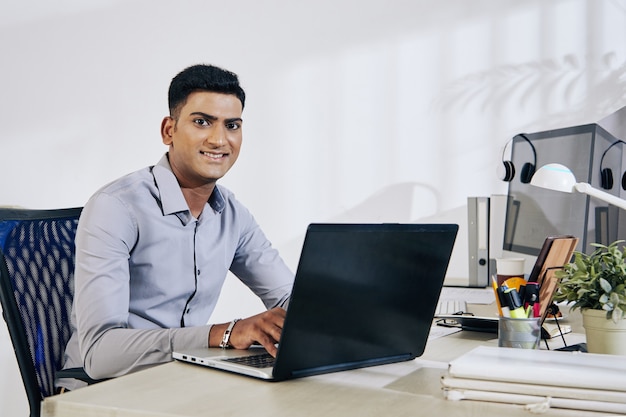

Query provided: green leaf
[612,307,624,324]
[599,277,613,293]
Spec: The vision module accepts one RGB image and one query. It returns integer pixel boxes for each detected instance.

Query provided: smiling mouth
[200,151,226,160]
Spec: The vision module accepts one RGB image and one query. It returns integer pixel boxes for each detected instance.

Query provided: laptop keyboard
[223,352,276,368]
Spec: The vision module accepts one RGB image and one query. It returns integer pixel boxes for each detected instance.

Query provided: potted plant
[554,240,626,354]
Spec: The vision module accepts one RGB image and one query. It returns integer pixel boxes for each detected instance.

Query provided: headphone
[599,140,626,190]
[500,134,537,184]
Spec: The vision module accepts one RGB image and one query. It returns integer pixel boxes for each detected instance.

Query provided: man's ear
[161,117,175,145]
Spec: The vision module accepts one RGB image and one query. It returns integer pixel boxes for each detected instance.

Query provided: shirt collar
[152,154,226,220]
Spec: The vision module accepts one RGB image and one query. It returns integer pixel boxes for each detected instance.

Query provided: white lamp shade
[529,163,577,193]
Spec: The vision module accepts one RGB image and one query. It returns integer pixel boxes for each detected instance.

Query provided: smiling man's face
[161,91,243,189]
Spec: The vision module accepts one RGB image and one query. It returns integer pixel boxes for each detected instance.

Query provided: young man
[57,65,294,391]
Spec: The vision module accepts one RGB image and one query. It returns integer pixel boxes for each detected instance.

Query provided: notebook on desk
[173,222,458,381]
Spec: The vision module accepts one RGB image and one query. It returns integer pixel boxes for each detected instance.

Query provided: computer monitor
[501,124,626,275]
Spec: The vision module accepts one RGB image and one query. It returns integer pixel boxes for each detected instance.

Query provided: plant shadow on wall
[435,53,626,127]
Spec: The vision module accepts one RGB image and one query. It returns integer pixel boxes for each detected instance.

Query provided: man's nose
[206,126,225,146]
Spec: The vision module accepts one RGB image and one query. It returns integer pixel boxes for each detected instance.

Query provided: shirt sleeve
[74,193,211,379]
[228,203,294,310]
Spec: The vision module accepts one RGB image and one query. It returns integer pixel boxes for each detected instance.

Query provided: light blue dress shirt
[59,154,293,388]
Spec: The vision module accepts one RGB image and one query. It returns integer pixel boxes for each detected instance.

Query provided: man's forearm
[81,325,211,379]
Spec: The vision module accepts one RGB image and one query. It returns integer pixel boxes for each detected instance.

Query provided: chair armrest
[55,367,105,385]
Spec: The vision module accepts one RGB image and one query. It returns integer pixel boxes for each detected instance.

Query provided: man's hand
[210,307,286,357]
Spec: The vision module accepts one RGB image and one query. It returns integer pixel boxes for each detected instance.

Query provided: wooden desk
[41,307,586,417]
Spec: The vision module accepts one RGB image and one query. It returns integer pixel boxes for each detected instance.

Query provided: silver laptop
[173,223,458,381]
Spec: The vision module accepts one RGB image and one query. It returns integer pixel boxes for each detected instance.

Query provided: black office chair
[0,207,96,417]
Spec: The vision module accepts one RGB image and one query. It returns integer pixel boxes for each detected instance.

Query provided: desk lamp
[530,163,626,210]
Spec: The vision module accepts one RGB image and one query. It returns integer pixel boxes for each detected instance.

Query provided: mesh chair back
[0,207,81,417]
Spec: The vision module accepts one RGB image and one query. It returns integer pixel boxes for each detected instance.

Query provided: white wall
[2,0,626,414]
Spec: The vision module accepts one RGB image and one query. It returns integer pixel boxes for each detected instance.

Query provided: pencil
[491,275,503,317]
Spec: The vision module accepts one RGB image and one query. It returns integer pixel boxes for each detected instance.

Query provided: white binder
[467,197,489,287]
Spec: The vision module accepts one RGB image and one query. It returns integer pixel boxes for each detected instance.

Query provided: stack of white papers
[443,346,626,414]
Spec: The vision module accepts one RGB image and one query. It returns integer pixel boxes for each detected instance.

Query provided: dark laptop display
[173,223,458,381]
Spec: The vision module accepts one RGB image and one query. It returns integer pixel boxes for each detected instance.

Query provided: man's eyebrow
[189,112,243,124]
[189,112,217,120]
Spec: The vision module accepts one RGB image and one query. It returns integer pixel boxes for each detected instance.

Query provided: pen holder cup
[498,317,542,349]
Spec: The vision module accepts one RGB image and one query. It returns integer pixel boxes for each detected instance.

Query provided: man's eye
[227,122,241,130]
[194,118,209,126]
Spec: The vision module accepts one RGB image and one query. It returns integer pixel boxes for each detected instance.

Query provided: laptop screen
[272,223,458,380]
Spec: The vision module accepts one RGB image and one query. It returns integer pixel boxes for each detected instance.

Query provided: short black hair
[168,64,246,118]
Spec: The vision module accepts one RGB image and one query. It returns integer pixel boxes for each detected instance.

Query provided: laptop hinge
[286,353,413,379]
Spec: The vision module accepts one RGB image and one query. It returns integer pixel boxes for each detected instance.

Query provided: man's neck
[181,185,215,219]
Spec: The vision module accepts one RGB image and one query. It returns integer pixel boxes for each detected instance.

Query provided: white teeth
[201,151,224,159]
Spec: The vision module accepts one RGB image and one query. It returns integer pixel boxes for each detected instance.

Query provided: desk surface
[41,304,590,417]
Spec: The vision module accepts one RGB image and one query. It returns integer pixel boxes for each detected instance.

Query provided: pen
[518,284,526,307]
[524,282,540,318]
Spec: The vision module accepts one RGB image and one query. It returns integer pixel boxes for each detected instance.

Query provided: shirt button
[186,309,190,313]
[197,270,201,275]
